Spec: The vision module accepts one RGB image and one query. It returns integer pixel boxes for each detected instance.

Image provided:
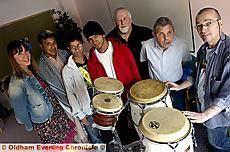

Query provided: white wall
[190,0,230,51]
[0,0,61,26]
[2,0,229,53]
[59,0,83,27]
[73,0,114,32]
[107,0,193,51]
[73,0,194,52]
[73,0,183,53]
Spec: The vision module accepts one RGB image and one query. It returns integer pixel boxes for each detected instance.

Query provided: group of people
[5,6,230,151]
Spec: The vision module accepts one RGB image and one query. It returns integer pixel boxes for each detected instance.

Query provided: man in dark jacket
[107,7,152,79]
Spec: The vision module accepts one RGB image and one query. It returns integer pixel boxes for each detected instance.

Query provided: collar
[95,41,112,54]
[203,32,225,55]
[66,55,76,69]
[214,32,225,54]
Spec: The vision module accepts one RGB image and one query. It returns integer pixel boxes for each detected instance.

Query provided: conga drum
[94,77,124,98]
[92,93,123,128]
[129,79,172,127]
[139,107,194,152]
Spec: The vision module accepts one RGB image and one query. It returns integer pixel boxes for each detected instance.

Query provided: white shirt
[140,37,191,82]
[95,41,117,79]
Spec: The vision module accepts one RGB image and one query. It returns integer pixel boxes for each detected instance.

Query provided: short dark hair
[196,7,221,20]
[83,21,105,39]
[65,33,84,47]
[153,17,174,31]
[37,30,55,44]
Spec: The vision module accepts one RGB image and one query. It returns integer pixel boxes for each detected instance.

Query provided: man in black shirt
[107,7,153,79]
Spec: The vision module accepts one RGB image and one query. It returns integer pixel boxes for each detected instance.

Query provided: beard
[119,26,130,34]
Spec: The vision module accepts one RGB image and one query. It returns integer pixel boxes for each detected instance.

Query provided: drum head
[94,77,124,94]
[139,107,190,143]
[92,93,123,113]
[129,79,167,104]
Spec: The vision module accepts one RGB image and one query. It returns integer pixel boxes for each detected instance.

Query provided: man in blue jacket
[184,7,230,151]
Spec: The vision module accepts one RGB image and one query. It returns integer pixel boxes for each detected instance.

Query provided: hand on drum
[81,116,90,126]
[183,111,207,123]
[164,81,181,91]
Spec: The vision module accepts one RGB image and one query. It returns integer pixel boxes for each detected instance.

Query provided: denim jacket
[196,33,230,129]
[8,74,53,131]
[39,49,71,111]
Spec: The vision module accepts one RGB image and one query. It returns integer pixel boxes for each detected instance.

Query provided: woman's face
[13,45,31,69]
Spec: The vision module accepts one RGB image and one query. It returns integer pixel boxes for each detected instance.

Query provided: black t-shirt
[75,56,94,98]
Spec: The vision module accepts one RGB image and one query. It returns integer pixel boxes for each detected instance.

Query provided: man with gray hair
[107,7,152,79]
[140,17,192,110]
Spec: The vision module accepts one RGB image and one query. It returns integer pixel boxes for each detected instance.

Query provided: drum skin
[93,113,117,127]
[139,107,194,152]
[94,77,124,95]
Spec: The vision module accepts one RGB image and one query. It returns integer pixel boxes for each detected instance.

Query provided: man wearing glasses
[62,34,101,143]
[38,30,89,143]
[184,7,230,151]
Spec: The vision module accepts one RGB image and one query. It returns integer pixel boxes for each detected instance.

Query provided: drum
[94,77,124,98]
[139,107,194,152]
[129,79,172,127]
[92,93,123,128]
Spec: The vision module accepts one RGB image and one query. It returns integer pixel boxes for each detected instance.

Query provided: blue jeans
[207,126,230,151]
[84,116,102,143]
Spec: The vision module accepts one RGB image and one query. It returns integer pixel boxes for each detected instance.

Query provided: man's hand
[183,106,222,123]
[164,81,181,91]
[164,80,192,91]
[183,111,207,123]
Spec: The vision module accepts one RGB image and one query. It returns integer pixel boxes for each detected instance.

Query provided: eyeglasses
[69,44,83,50]
[194,19,219,31]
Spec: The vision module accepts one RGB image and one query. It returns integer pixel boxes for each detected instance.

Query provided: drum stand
[191,123,197,148]
[92,116,123,151]
[92,103,145,152]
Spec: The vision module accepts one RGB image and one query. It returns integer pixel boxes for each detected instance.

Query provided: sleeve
[124,45,141,82]
[62,68,86,120]
[182,41,192,62]
[181,41,194,84]
[8,83,33,131]
[140,42,147,62]
[213,59,230,109]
